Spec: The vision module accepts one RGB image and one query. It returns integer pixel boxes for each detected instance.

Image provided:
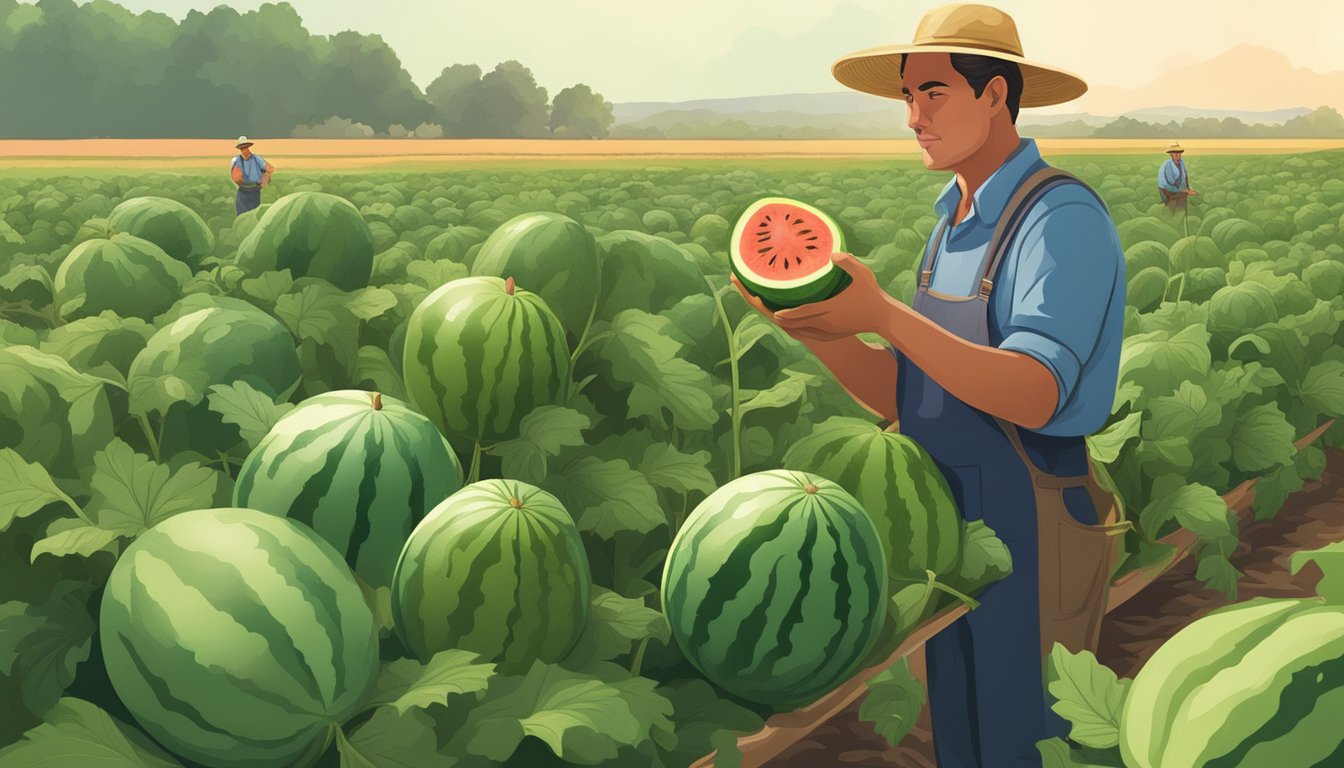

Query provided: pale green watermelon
[236,192,373,291]
[100,508,378,768]
[468,212,599,332]
[108,196,215,270]
[53,234,192,321]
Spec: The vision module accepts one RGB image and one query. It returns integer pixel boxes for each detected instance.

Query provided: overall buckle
[977,277,994,300]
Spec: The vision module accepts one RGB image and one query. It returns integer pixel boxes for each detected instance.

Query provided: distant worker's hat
[1166,141,1185,154]
[832,3,1088,107]
[235,136,254,149]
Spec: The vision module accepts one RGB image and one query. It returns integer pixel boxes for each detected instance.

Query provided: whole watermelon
[53,234,192,321]
[661,470,887,705]
[234,390,464,588]
[469,212,599,332]
[391,479,590,671]
[236,192,374,291]
[108,196,215,270]
[128,296,301,456]
[594,230,707,321]
[1120,596,1344,768]
[100,508,378,768]
[402,276,569,444]
[782,418,963,581]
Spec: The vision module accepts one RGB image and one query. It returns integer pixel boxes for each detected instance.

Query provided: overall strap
[974,167,1082,302]
[917,216,950,290]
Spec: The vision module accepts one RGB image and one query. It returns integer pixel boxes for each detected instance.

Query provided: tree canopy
[0,0,614,138]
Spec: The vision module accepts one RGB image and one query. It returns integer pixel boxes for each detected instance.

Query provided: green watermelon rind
[730,197,849,310]
[390,479,591,672]
[402,276,570,444]
[660,469,888,706]
[1119,596,1344,768]
[99,508,378,768]
[233,389,465,589]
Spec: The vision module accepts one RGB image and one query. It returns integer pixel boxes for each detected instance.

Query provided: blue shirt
[1157,157,1188,192]
[231,153,268,184]
[918,138,1126,437]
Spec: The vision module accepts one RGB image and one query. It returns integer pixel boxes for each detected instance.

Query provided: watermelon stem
[707,278,743,479]
[294,721,339,768]
[926,571,981,611]
[566,292,602,400]
[468,441,482,484]
[134,412,161,463]
[629,636,650,677]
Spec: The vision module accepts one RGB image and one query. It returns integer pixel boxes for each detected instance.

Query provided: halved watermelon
[730,197,849,310]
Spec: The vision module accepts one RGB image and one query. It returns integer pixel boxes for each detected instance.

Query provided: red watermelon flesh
[730,197,849,310]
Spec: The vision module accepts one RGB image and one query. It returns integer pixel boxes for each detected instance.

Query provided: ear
[986,75,1008,113]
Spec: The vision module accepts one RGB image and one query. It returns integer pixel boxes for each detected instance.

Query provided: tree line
[0,0,614,139]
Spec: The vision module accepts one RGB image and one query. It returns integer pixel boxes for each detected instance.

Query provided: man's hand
[1188,188,1198,196]
[732,252,890,342]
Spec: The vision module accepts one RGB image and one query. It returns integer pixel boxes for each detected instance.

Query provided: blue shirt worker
[1157,141,1198,212]
[230,136,274,216]
[735,4,1128,766]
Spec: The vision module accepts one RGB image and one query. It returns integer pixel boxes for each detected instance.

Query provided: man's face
[1171,152,1183,163]
[239,146,252,158]
[901,53,998,171]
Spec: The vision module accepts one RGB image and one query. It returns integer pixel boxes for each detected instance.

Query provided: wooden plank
[692,419,1335,768]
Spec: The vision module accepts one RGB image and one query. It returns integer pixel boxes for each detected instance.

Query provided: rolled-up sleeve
[998,202,1122,425]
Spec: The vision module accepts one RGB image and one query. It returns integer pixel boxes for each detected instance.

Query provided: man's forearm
[878,296,1058,429]
[798,335,898,422]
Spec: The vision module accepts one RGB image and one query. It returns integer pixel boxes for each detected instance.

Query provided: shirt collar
[933,138,1046,226]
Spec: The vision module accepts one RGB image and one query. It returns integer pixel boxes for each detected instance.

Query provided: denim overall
[896,169,1111,767]
[235,155,264,216]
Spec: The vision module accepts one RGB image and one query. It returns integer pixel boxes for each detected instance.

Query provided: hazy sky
[87,0,1344,107]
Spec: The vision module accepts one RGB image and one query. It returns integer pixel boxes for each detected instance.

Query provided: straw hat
[832,3,1088,107]
[1166,141,1185,154]
[235,135,254,149]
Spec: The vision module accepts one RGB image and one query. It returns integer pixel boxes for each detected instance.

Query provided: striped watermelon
[108,196,215,270]
[402,276,570,444]
[391,479,590,671]
[99,508,378,768]
[1120,597,1344,768]
[782,417,962,581]
[233,390,464,588]
[53,234,192,321]
[660,470,888,705]
[468,212,600,333]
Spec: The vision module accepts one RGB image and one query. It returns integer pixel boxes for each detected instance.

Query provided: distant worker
[231,136,274,216]
[1157,141,1197,212]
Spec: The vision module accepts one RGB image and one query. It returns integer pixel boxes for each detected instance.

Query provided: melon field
[1,150,1343,767]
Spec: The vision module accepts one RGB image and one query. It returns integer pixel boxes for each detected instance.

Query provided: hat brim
[832,44,1088,108]
[236,142,254,149]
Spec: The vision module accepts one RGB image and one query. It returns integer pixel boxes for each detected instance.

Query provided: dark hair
[900,53,1023,123]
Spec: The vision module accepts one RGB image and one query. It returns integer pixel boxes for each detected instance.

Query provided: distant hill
[1073,45,1344,116]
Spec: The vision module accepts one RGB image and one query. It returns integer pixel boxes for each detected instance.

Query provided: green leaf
[1290,542,1344,603]
[1195,550,1242,600]
[1118,325,1212,397]
[347,287,399,321]
[544,456,664,538]
[0,449,79,533]
[738,369,816,416]
[206,382,295,451]
[30,526,121,562]
[709,730,744,768]
[355,346,408,401]
[519,406,591,455]
[239,270,294,306]
[274,283,348,344]
[1229,402,1296,473]
[0,218,24,245]
[943,520,1013,596]
[370,650,496,716]
[638,443,717,495]
[1143,381,1222,442]
[405,260,468,291]
[1298,360,1344,417]
[0,264,52,295]
[890,579,936,636]
[354,574,394,634]
[1086,411,1141,464]
[87,439,218,537]
[652,679,761,767]
[1044,644,1129,749]
[599,311,717,431]
[0,697,183,767]
[859,659,926,748]
[565,586,670,666]
[492,440,548,485]
[462,661,674,764]
[339,709,442,768]
[1139,481,1227,541]
[730,314,774,360]
[0,582,96,714]
[1037,738,1125,768]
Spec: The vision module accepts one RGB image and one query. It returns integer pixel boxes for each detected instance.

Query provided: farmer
[230,136,274,216]
[735,4,1126,766]
[1158,141,1198,212]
